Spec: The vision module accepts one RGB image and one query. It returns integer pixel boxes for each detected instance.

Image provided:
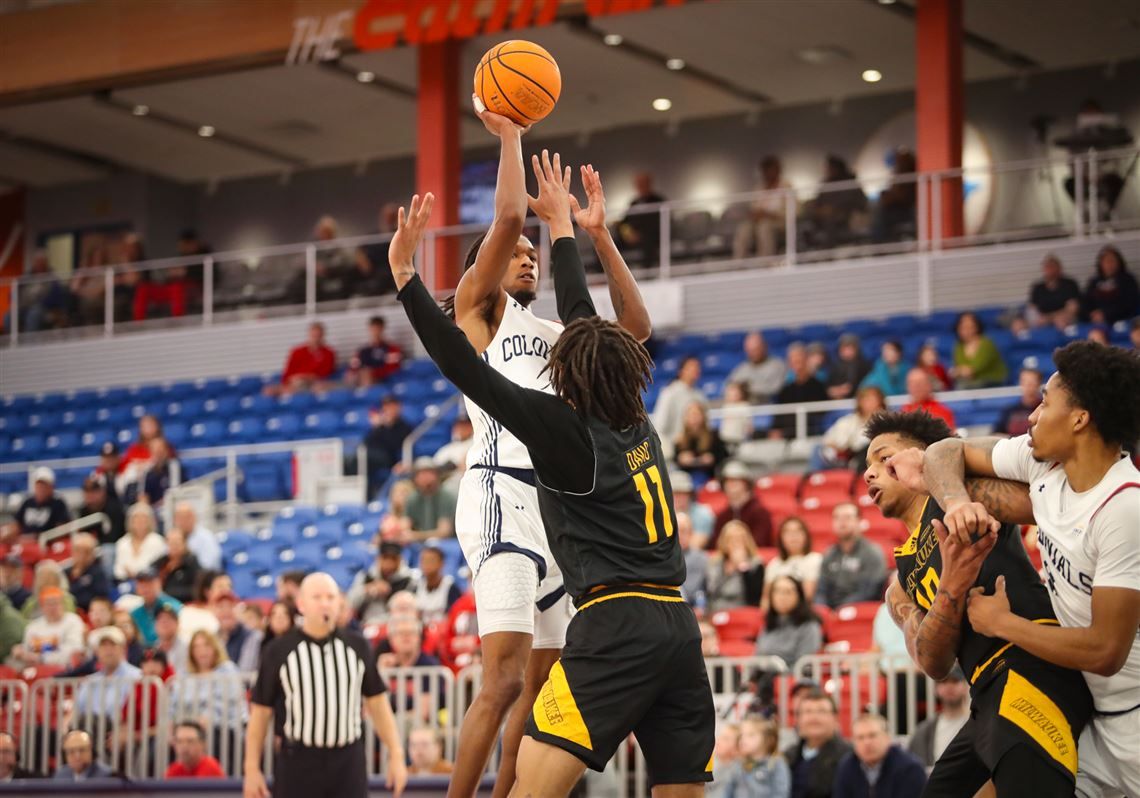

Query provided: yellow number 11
[633,465,674,544]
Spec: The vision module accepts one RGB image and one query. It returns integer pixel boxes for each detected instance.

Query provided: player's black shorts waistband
[574,584,684,610]
[968,618,1061,688]
[470,464,535,486]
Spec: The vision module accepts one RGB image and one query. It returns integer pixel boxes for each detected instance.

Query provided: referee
[243,572,407,798]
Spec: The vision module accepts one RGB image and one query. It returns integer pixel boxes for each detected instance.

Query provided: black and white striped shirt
[252,628,385,749]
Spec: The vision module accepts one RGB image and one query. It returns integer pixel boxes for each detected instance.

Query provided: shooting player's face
[502,236,539,305]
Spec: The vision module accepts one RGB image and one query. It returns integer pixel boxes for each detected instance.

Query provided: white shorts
[456,466,571,648]
[1075,709,1140,798]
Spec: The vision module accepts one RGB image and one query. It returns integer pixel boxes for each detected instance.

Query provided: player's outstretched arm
[964,478,1034,526]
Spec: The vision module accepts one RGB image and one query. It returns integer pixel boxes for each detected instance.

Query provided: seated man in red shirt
[266,321,337,396]
[901,367,956,428]
[165,720,225,779]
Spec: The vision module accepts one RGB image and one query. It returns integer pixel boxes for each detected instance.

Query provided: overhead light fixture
[877,0,897,4]
[131,104,149,117]
[665,58,686,71]
[861,69,883,83]
[603,34,623,46]
[356,71,375,83]
[198,125,216,138]
[652,98,672,112]
[796,45,852,66]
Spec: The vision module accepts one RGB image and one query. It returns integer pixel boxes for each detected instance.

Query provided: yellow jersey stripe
[970,619,1061,683]
[578,591,685,612]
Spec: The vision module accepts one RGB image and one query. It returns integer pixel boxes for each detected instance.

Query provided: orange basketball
[473,40,561,127]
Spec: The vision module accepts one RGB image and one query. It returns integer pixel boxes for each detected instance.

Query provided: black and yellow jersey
[895,498,1059,689]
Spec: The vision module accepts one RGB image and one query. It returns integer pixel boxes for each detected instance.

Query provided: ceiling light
[665,58,685,71]
[796,45,852,66]
[131,104,149,117]
[356,71,375,83]
[877,0,896,4]
[652,98,672,112]
[861,69,882,83]
[603,34,623,46]
[198,125,216,138]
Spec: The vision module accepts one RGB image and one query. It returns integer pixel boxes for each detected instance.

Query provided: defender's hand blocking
[885,447,927,493]
[935,518,996,596]
[388,193,435,292]
[571,164,608,234]
[526,149,573,236]
[967,575,1012,637]
[942,499,1002,546]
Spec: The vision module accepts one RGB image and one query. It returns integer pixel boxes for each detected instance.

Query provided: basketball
[474,40,561,126]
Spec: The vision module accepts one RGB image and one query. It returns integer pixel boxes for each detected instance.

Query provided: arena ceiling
[1,0,1138,189]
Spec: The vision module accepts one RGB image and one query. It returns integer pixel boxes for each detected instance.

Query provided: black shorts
[273,738,368,798]
[524,585,715,787]
[923,659,1093,798]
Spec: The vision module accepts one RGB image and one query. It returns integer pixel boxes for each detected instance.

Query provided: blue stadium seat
[277,392,316,413]
[59,409,97,429]
[344,522,372,543]
[9,434,44,461]
[0,471,24,494]
[403,360,440,380]
[340,409,370,436]
[264,414,301,439]
[43,432,80,455]
[219,530,255,560]
[303,411,341,435]
[322,504,364,524]
[300,519,344,547]
[53,467,88,489]
[325,563,357,591]
[227,567,259,599]
[700,353,736,377]
[250,573,278,600]
[242,463,286,502]
[238,394,276,415]
[313,389,354,409]
[80,428,114,454]
[229,547,277,572]
[227,417,265,443]
[204,395,242,417]
[189,420,226,446]
[277,505,319,525]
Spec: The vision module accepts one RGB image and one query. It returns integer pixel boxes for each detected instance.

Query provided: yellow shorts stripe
[971,619,1061,683]
[998,670,1078,776]
[705,754,714,773]
[531,661,593,751]
[577,591,684,612]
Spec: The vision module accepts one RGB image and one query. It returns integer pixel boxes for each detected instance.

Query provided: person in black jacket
[66,533,111,612]
[151,528,200,605]
[784,689,852,798]
[833,714,926,798]
[1082,245,1139,324]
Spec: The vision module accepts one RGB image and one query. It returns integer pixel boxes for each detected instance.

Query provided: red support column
[417,40,461,290]
[915,0,964,242]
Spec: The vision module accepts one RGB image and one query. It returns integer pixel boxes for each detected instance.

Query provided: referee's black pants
[274,739,368,798]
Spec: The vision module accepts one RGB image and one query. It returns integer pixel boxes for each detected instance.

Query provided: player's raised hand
[885,447,927,493]
[387,193,435,291]
[570,164,608,234]
[473,93,529,137]
[935,518,996,596]
[526,149,574,238]
[967,575,1011,637]
[942,498,1002,546]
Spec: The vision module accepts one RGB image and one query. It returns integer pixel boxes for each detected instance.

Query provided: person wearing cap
[907,667,971,769]
[708,460,773,550]
[96,441,122,499]
[8,585,85,668]
[14,467,71,537]
[364,396,414,497]
[128,568,183,647]
[0,555,30,611]
[406,457,457,542]
[71,626,142,722]
[826,333,872,401]
[669,470,715,547]
[113,503,168,582]
[67,533,111,612]
[347,542,416,625]
[727,332,787,404]
[76,472,126,545]
[152,605,189,674]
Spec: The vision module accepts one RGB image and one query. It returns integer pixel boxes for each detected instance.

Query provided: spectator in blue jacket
[859,340,908,397]
[833,714,926,798]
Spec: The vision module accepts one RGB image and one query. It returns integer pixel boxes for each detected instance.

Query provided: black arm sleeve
[351,633,387,697]
[550,236,596,325]
[251,643,281,708]
[397,274,594,492]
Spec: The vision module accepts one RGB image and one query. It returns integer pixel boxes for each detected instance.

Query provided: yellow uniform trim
[577,591,685,612]
[705,754,714,773]
[531,661,593,751]
[894,498,929,558]
[997,670,1078,776]
[970,619,1061,683]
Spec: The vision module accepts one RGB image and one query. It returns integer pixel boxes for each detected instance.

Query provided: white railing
[3,146,1137,347]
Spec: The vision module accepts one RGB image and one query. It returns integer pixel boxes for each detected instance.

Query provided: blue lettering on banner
[501,334,552,363]
[1037,528,1094,597]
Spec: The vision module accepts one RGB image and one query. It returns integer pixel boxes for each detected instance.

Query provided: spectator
[407,727,453,776]
[364,396,414,497]
[266,321,337,396]
[901,370,956,428]
[916,342,953,392]
[995,367,1043,437]
[75,472,126,545]
[113,233,145,322]
[678,513,709,611]
[113,504,168,582]
[783,689,852,798]
[806,342,830,384]
[171,503,222,572]
[711,723,742,798]
[653,356,707,457]
[348,542,417,624]
[314,215,359,302]
[96,442,122,498]
[733,155,791,259]
[53,730,113,781]
[1088,325,1110,345]
[152,528,200,604]
[762,518,823,608]
[0,730,36,780]
[907,667,970,768]
[87,597,114,630]
[723,716,790,798]
[260,600,295,656]
[165,720,225,779]
[111,610,146,667]
[66,533,111,612]
[406,459,457,542]
[433,417,474,475]
[705,521,765,613]
[709,461,773,550]
[871,148,917,243]
[0,555,29,611]
[859,341,908,397]
[346,316,404,387]
[803,155,869,251]
[12,250,69,333]
[616,171,666,268]
[815,503,887,609]
[674,402,730,478]
[378,615,440,672]
[241,602,265,635]
[214,592,261,672]
[14,467,71,537]
[20,560,76,619]
[669,470,715,547]
[413,545,461,624]
[131,437,177,506]
[152,605,189,674]
[813,386,886,472]
[1083,245,1139,324]
[826,334,872,401]
[771,344,828,438]
[833,714,926,798]
[949,311,1007,388]
[8,587,85,668]
[118,415,164,477]
[871,602,908,663]
[719,382,755,452]
[756,575,822,671]
[275,570,305,617]
[72,626,142,721]
[174,571,227,642]
[0,593,25,663]
[129,569,183,647]
[728,332,787,404]
[352,203,400,298]
[168,630,246,751]
[1027,254,1081,329]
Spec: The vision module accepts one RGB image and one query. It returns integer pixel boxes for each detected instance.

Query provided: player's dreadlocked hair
[440,233,487,319]
[864,409,954,449]
[1053,341,1140,447]
[543,316,654,430]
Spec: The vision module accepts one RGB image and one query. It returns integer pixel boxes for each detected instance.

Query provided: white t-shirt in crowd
[763,552,823,588]
[23,612,86,666]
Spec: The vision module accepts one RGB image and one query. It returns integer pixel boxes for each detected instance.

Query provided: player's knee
[481,668,525,709]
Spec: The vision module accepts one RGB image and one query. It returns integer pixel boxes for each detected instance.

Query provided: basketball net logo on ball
[474,40,561,126]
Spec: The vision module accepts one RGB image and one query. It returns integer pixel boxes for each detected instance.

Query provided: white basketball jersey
[993,435,1140,712]
[465,296,562,470]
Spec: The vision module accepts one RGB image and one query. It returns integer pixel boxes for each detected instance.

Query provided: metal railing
[3,146,1137,347]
